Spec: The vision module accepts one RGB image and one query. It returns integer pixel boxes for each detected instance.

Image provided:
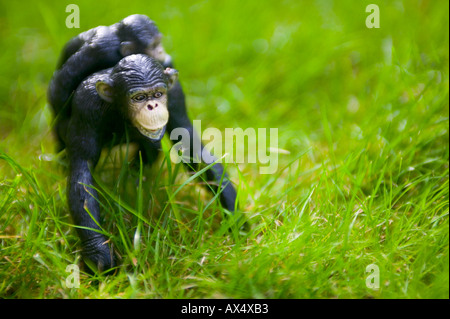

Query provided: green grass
[0,0,448,298]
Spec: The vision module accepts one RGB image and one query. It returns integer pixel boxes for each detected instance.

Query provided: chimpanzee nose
[147,103,158,110]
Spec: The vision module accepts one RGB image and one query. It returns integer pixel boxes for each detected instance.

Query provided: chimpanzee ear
[96,79,114,103]
[164,67,178,89]
[120,41,136,57]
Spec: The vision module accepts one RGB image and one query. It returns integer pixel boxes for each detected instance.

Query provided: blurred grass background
[0,0,448,298]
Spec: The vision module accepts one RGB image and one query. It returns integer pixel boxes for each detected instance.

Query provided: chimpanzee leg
[56,36,84,68]
[167,81,237,212]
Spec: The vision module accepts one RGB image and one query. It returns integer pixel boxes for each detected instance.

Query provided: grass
[0,0,448,298]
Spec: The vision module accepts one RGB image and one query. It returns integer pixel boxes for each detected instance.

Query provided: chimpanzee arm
[167,81,237,212]
[48,34,121,116]
[66,114,115,272]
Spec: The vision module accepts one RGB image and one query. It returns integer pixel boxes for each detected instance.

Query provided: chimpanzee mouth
[137,125,166,141]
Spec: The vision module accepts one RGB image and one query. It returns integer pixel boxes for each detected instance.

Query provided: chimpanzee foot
[81,236,116,274]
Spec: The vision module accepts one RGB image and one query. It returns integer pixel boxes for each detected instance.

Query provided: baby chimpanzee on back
[49,17,239,273]
[48,14,172,150]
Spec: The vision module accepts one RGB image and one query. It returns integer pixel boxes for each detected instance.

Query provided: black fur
[55,51,237,272]
[48,16,239,272]
[48,14,165,151]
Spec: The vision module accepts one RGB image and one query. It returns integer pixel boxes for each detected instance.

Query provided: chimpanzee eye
[154,92,163,98]
[133,94,147,101]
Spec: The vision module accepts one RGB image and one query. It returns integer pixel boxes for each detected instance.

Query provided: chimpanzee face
[127,83,169,140]
[95,54,178,141]
[118,14,172,66]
